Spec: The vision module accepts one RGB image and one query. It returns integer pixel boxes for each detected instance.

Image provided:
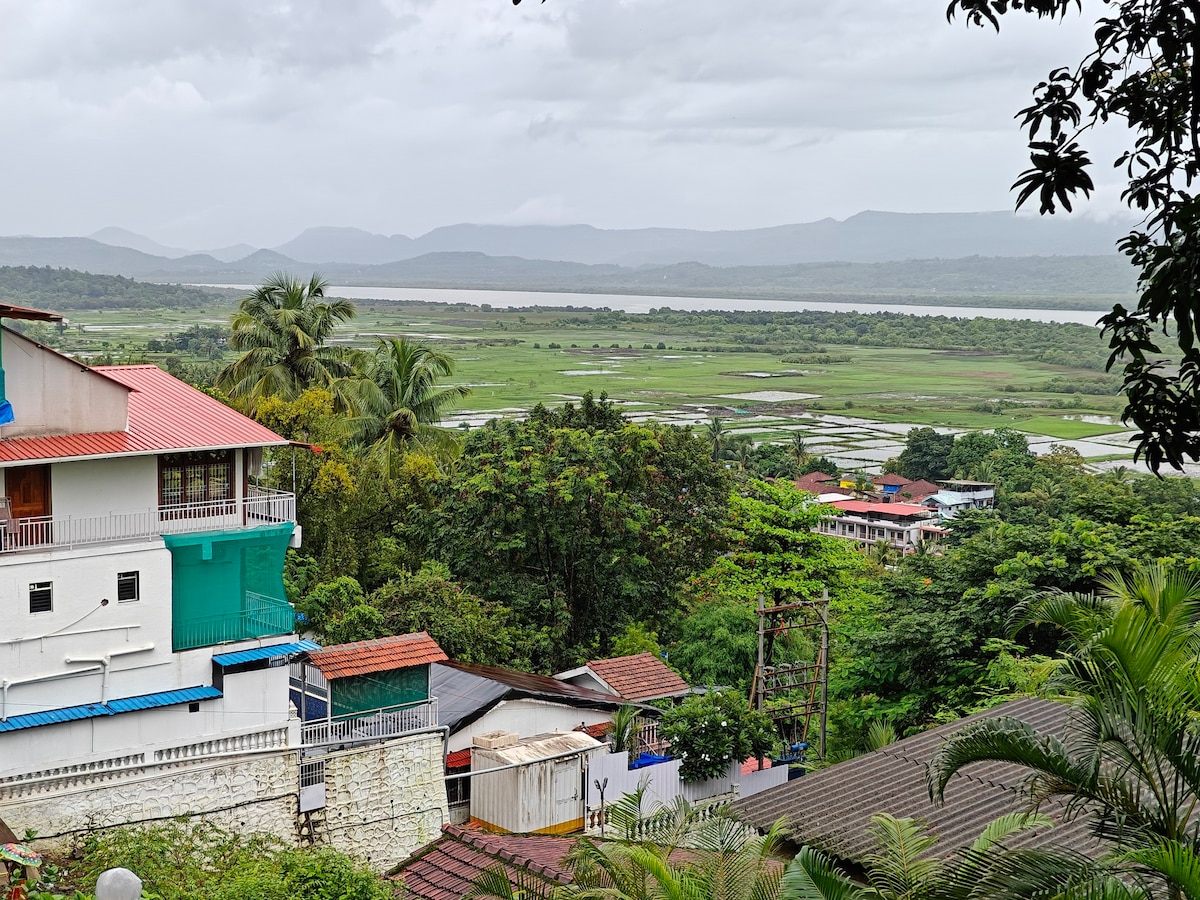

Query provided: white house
[816,498,943,552]
[922,479,997,520]
[0,311,305,779]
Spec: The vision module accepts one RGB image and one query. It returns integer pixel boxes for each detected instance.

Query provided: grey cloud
[0,0,1123,247]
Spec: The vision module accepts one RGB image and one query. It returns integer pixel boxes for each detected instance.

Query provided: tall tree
[343,337,470,473]
[948,1,1200,471]
[218,273,357,411]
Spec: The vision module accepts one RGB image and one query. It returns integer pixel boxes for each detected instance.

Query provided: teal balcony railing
[173,591,296,651]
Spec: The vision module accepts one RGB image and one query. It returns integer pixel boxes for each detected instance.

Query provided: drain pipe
[1,666,103,721]
[64,644,155,703]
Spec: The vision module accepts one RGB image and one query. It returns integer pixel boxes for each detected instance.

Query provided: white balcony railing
[300,698,439,749]
[0,486,295,553]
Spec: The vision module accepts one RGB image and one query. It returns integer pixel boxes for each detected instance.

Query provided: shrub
[661,691,776,783]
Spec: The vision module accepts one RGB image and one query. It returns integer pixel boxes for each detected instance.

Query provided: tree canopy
[949,0,1200,471]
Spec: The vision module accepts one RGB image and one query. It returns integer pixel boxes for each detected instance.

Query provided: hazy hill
[273,211,1131,267]
[90,227,192,259]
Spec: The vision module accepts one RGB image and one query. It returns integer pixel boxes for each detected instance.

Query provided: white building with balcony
[816,498,945,552]
[0,313,307,780]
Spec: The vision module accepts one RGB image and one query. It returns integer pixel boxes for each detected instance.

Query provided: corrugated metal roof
[828,499,933,516]
[106,686,222,713]
[0,701,111,732]
[306,632,448,680]
[212,640,319,666]
[0,685,221,732]
[0,304,63,323]
[731,697,1101,862]
[0,364,289,465]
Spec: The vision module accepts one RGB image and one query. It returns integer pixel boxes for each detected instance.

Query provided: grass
[47,298,1135,453]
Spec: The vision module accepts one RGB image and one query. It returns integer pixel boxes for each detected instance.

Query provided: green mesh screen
[166,524,295,651]
[331,666,429,717]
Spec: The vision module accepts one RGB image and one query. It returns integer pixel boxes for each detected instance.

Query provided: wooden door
[7,465,49,519]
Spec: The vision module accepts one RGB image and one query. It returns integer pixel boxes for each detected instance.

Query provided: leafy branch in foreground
[949,1,1200,470]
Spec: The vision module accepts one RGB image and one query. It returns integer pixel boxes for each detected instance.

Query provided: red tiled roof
[894,479,941,500]
[306,632,448,680]
[874,473,911,486]
[741,756,773,776]
[445,748,472,770]
[0,364,288,464]
[795,472,837,492]
[393,824,574,900]
[578,721,612,740]
[586,653,691,702]
[827,499,933,517]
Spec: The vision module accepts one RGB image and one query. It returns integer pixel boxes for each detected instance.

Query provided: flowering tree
[660,691,776,783]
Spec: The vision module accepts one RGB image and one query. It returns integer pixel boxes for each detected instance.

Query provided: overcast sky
[0,0,1122,249]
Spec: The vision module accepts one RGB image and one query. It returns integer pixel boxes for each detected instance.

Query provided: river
[196,284,1107,326]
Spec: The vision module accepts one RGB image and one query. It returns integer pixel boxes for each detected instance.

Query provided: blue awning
[0,685,222,732]
[212,640,319,667]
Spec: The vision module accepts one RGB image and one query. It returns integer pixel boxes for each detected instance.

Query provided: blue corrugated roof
[212,640,319,667]
[0,686,222,732]
[107,686,222,713]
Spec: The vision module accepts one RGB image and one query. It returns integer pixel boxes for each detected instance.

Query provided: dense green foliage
[0,266,217,309]
[428,417,732,670]
[73,822,390,900]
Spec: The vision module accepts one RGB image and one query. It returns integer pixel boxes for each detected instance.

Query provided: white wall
[0,329,128,439]
[0,543,174,714]
[48,456,159,519]
[0,653,296,778]
[446,699,613,753]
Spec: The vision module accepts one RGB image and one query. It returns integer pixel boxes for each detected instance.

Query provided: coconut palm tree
[782,812,1061,900]
[218,273,357,411]
[560,796,787,900]
[790,433,810,470]
[705,418,727,463]
[928,562,1200,900]
[342,337,470,474]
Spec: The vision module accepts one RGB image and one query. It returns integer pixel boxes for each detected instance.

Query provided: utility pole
[754,587,830,760]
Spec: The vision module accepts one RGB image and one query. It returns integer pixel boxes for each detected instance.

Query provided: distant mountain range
[77,211,1130,270]
[0,212,1135,306]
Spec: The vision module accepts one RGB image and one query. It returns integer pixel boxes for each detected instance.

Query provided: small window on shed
[117,571,140,603]
[29,582,52,614]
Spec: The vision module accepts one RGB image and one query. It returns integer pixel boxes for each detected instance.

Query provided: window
[117,571,140,603]
[159,451,233,511]
[29,582,52,614]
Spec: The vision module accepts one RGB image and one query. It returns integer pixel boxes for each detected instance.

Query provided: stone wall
[0,730,450,872]
[0,750,299,851]
[323,730,448,870]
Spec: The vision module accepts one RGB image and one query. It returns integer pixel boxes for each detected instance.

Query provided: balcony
[299,698,439,749]
[0,486,295,554]
[173,590,296,651]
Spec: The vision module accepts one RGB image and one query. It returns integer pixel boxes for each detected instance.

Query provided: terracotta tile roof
[874,473,911,486]
[0,364,289,465]
[578,722,612,740]
[392,824,574,900]
[732,697,1102,863]
[894,479,941,500]
[586,653,691,702]
[305,632,448,680]
[795,472,838,492]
